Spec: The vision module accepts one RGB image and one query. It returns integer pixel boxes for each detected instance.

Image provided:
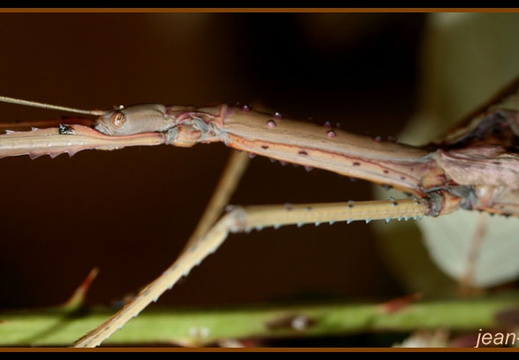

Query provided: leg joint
[425,190,461,216]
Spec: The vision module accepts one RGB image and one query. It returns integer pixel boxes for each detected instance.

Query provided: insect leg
[74,192,451,347]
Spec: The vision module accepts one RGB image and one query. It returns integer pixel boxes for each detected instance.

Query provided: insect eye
[110,112,126,128]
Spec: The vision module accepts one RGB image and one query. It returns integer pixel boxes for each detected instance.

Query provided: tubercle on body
[165,104,519,218]
[156,104,519,218]
[90,102,476,216]
[3,100,519,218]
[134,103,449,197]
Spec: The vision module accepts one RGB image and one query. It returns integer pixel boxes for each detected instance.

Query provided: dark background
[0,13,426,317]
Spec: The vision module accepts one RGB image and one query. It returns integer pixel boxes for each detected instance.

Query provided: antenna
[0,95,109,116]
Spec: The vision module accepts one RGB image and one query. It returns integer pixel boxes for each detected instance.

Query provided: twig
[1,293,517,347]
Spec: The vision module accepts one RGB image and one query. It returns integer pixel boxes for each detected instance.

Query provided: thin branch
[0,293,517,347]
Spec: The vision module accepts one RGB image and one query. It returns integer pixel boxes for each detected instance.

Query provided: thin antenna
[0,95,108,116]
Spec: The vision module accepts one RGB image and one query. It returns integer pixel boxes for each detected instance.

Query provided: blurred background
[0,12,517,347]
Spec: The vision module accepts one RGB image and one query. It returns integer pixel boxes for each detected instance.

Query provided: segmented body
[93,102,519,217]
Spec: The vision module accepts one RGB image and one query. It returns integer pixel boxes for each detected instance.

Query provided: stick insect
[0,76,518,347]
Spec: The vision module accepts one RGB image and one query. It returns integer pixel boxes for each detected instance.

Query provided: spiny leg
[74,193,435,347]
[74,150,250,348]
